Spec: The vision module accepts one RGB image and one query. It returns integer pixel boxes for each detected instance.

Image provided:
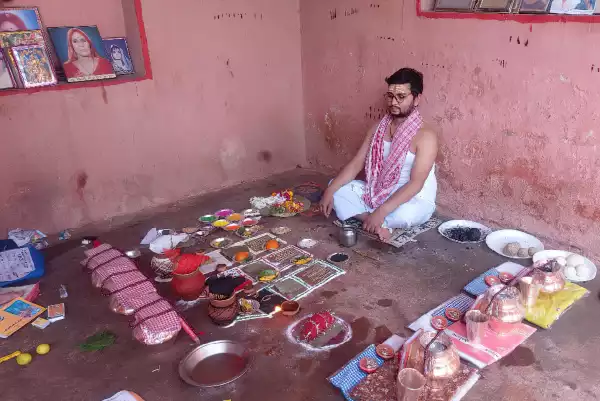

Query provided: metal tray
[179,340,251,387]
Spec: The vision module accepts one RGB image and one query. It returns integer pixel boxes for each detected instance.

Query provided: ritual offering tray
[241,218,259,227]
[485,229,544,259]
[533,250,597,283]
[179,340,251,387]
[358,357,379,374]
[221,245,252,262]
[375,344,394,360]
[438,220,491,244]
[210,238,232,249]
[212,219,229,228]
[288,311,352,351]
[199,214,217,224]
[226,213,243,222]
[224,223,242,232]
[215,209,235,219]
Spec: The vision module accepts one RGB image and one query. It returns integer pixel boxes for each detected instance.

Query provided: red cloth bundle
[174,253,211,274]
[300,311,336,342]
[131,296,181,345]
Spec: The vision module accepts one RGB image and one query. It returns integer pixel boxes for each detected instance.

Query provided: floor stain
[321,290,338,299]
[376,298,393,307]
[374,325,393,343]
[500,345,536,367]
[350,317,371,343]
[296,358,314,373]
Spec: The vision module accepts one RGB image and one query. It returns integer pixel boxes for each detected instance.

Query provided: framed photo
[434,0,477,11]
[10,44,57,88]
[549,0,596,14]
[476,0,517,11]
[103,37,135,75]
[0,30,44,48]
[518,0,552,12]
[0,7,42,32]
[0,50,15,89]
[48,26,116,83]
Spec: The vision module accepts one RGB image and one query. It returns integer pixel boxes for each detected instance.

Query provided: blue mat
[328,344,384,401]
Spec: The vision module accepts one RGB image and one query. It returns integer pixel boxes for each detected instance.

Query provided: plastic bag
[524,281,589,329]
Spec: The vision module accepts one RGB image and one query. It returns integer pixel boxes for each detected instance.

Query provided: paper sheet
[102,391,144,401]
[199,250,232,274]
[0,248,35,283]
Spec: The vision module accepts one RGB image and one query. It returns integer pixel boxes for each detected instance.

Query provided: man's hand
[362,209,386,234]
[319,189,334,218]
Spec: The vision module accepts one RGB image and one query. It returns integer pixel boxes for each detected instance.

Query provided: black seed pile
[444,227,482,242]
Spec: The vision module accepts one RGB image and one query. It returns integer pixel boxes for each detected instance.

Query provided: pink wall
[0,0,304,234]
[301,0,600,254]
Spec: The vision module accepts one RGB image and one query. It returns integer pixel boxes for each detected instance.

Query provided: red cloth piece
[174,253,210,274]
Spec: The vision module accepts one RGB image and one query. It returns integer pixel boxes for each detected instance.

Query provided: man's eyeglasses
[384,92,411,103]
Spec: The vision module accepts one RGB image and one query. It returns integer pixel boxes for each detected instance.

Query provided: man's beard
[390,103,415,118]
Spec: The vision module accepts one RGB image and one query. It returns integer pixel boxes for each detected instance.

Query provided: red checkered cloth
[82,244,125,270]
[363,110,423,209]
[109,282,158,315]
[102,270,149,294]
[131,295,181,345]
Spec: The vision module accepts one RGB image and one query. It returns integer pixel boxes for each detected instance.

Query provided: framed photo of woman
[0,49,16,89]
[0,7,43,32]
[10,44,57,88]
[549,0,597,14]
[103,37,135,75]
[48,25,116,83]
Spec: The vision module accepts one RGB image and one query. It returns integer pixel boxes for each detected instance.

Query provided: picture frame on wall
[48,26,116,83]
[10,44,57,88]
[476,0,517,11]
[103,37,135,75]
[434,0,477,11]
[549,0,597,14]
[0,49,16,89]
[517,0,552,12]
[0,30,44,48]
[0,7,43,32]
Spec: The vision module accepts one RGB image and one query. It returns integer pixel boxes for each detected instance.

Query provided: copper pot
[478,285,524,336]
[533,260,566,294]
[418,331,460,380]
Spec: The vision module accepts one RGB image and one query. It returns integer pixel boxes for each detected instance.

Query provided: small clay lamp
[281,301,300,316]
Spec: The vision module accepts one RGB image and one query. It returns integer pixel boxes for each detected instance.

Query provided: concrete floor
[1,169,599,401]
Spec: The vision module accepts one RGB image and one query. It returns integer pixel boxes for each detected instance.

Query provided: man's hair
[385,68,424,96]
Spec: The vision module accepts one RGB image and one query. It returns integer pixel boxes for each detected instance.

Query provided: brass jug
[418,331,460,380]
[478,284,525,336]
[533,260,566,294]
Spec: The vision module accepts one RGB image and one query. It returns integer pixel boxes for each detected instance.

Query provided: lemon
[16,353,32,365]
[36,344,51,355]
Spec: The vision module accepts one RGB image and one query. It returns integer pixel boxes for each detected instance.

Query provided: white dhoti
[332,179,436,229]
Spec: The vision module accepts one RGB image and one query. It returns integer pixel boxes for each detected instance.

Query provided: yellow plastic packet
[525,282,589,329]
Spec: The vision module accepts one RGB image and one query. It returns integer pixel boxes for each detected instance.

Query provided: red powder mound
[300,311,336,342]
[174,253,210,274]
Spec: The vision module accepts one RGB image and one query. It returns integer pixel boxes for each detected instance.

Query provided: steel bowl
[179,340,251,387]
[125,249,141,258]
